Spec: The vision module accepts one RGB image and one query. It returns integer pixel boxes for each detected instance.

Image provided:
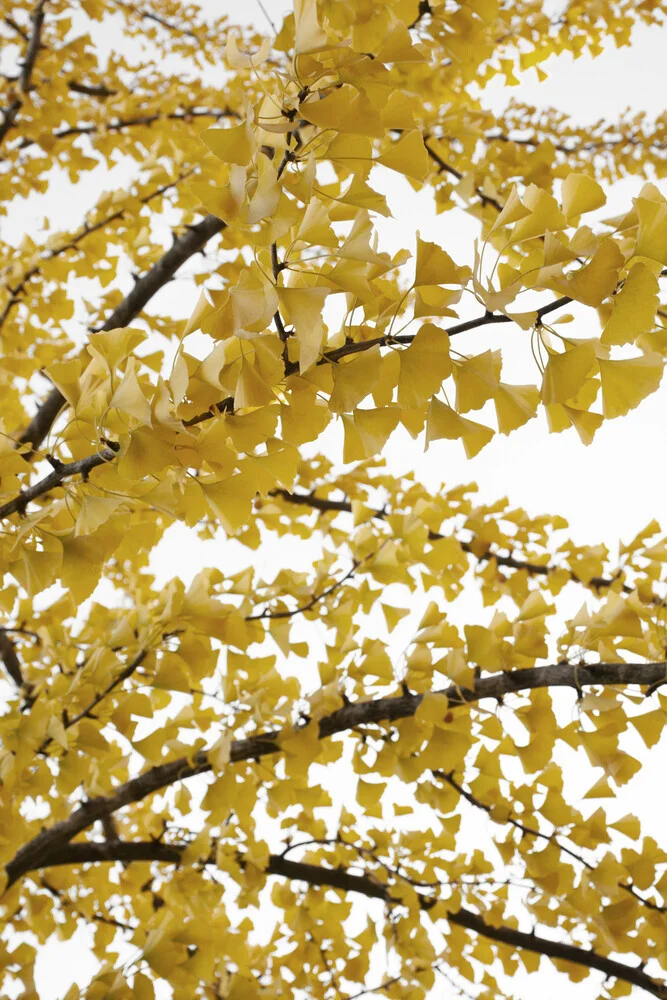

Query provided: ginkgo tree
[1,0,667,997]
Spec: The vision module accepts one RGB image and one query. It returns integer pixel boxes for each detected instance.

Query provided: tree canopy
[1,0,667,997]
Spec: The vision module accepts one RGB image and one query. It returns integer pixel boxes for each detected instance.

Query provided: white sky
[4,2,667,997]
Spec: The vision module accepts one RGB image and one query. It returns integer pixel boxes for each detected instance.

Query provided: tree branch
[0,630,23,687]
[6,659,667,888]
[0,0,46,145]
[0,446,118,520]
[269,488,632,595]
[26,840,667,998]
[16,213,225,454]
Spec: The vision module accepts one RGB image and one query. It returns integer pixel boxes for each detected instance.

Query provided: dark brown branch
[0,631,23,687]
[436,770,665,913]
[279,293,573,375]
[37,648,148,754]
[424,140,504,212]
[269,488,630,595]
[27,840,667,998]
[7,659,667,888]
[0,171,192,333]
[448,907,666,998]
[67,79,118,98]
[0,0,46,145]
[16,213,225,454]
[19,0,46,93]
[245,561,359,621]
[3,15,29,41]
[408,0,432,29]
[114,0,203,41]
[0,446,118,520]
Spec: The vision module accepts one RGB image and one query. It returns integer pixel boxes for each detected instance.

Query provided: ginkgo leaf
[293,0,329,52]
[329,348,382,413]
[426,397,494,457]
[634,194,667,265]
[110,358,152,425]
[561,173,606,220]
[376,130,430,182]
[278,286,329,372]
[511,185,567,242]
[301,86,383,136]
[201,122,256,166]
[560,238,624,307]
[599,353,664,418]
[562,405,604,445]
[75,494,125,537]
[87,327,147,370]
[415,236,467,286]
[453,350,502,413]
[397,323,451,408]
[601,263,660,346]
[494,383,540,434]
[376,21,427,63]
[353,407,400,456]
[541,341,597,405]
[489,184,530,234]
[235,357,276,408]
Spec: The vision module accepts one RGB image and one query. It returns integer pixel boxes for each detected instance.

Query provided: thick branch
[6,659,667,888]
[17,214,225,454]
[0,171,192,333]
[449,907,666,998]
[0,0,46,145]
[0,447,117,520]
[27,840,667,998]
[0,631,23,687]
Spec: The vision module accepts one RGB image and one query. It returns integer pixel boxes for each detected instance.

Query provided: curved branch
[6,659,667,888]
[0,0,46,145]
[0,171,193,333]
[16,213,225,454]
[270,488,631,595]
[0,446,117,520]
[28,840,667,998]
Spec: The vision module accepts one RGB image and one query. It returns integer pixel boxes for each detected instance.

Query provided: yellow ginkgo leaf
[541,341,597,406]
[397,323,451,409]
[599,353,663,418]
[234,357,276,408]
[562,406,604,445]
[353,407,400,456]
[201,122,256,166]
[425,397,494,457]
[110,358,152,425]
[75,494,125,537]
[494,383,539,435]
[329,347,382,413]
[561,238,624,307]
[293,0,329,53]
[561,173,606,220]
[301,86,383,136]
[489,184,531,234]
[415,236,467,286]
[278,286,329,372]
[376,21,427,63]
[453,350,502,413]
[511,185,567,242]
[601,263,660,346]
[634,194,667,265]
[87,327,147,371]
[376,130,429,182]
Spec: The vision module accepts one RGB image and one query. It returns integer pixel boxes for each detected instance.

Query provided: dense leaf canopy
[1,1,667,998]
